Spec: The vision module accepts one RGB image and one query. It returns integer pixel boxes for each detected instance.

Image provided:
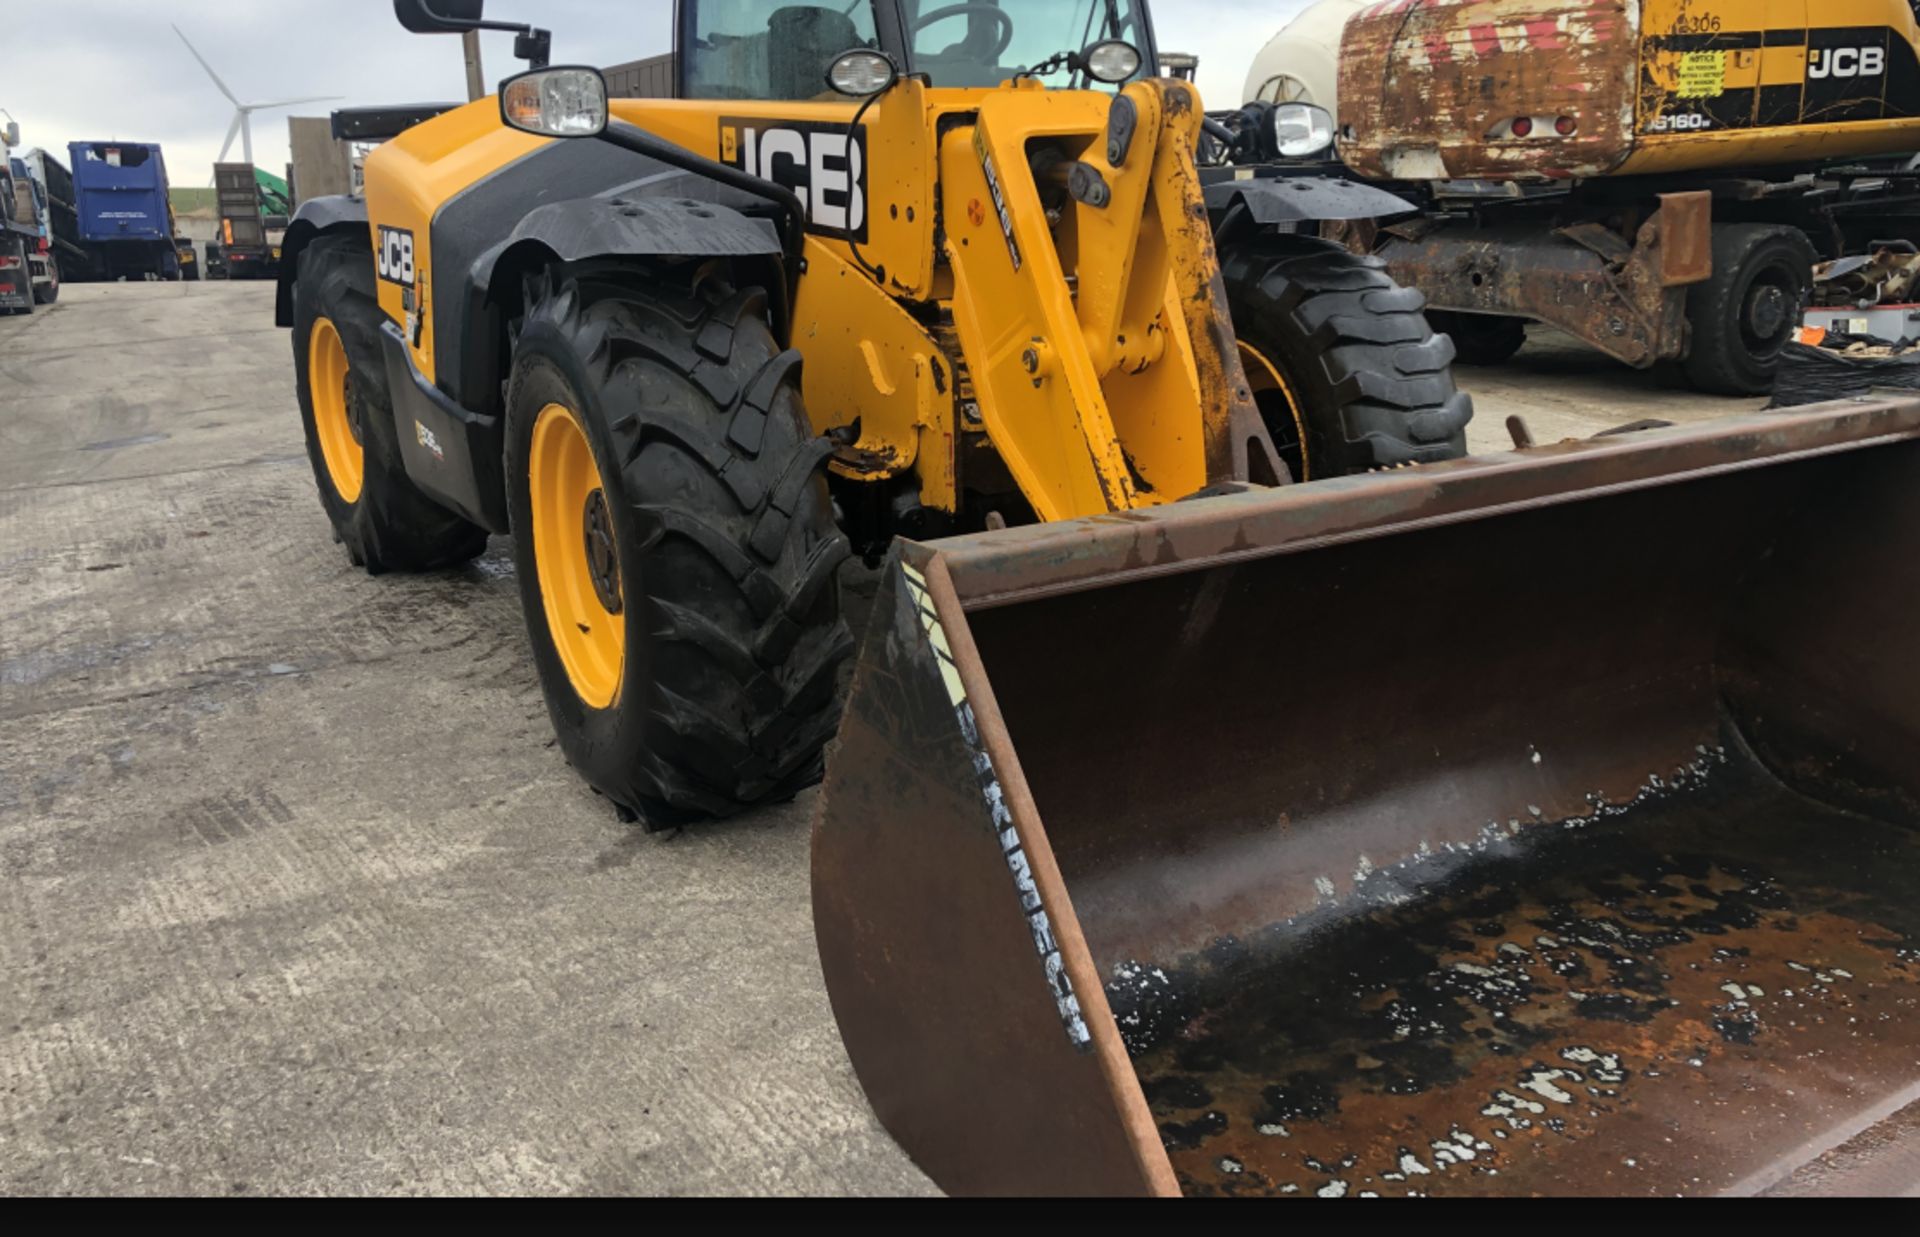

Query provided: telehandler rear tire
[1224,234,1472,478]
[504,265,856,828]
[292,232,491,573]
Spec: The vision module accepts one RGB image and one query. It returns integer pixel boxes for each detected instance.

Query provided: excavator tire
[503,263,856,828]
[1223,233,1473,478]
[1684,223,1817,397]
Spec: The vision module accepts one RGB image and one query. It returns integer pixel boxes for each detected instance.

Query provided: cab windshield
[682,1,1149,100]
[907,0,1147,90]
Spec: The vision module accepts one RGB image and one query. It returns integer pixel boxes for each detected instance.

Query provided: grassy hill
[170,187,216,217]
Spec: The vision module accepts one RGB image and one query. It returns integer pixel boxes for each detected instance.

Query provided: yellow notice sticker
[1675,50,1728,99]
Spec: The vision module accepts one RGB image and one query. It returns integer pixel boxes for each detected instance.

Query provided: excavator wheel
[503,264,856,828]
[1684,223,1817,397]
[1223,233,1472,478]
[1427,310,1526,367]
[291,232,491,573]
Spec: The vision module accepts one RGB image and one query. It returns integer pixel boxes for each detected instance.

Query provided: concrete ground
[0,283,1758,1197]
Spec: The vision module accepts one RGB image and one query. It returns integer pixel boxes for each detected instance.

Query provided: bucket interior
[965,440,1920,1196]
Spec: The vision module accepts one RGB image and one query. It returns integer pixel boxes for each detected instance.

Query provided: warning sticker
[1675,50,1728,99]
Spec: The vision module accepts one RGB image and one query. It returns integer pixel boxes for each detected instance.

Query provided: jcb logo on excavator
[1809,46,1887,79]
[719,120,868,242]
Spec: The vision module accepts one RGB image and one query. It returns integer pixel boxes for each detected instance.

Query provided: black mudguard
[1205,175,1417,226]
[415,195,783,530]
[504,195,781,263]
[281,141,790,537]
[276,195,370,327]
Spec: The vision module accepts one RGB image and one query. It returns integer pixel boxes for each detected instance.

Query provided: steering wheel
[913,3,1017,62]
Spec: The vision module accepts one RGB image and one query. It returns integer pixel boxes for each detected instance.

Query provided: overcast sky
[7,0,1307,183]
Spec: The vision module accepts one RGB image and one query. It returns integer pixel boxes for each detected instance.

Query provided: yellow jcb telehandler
[278,0,1920,1200]
[278,0,1467,824]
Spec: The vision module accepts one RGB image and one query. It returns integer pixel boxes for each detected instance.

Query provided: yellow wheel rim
[530,402,625,710]
[1239,340,1312,483]
[308,316,365,504]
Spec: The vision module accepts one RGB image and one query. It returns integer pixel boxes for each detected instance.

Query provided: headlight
[500,67,609,139]
[1274,103,1335,159]
[827,49,900,98]
[1083,40,1144,85]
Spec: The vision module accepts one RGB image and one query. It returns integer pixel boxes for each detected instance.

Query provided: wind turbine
[173,24,342,173]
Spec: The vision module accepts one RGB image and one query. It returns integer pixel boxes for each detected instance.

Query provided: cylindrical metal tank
[1242,0,1371,109]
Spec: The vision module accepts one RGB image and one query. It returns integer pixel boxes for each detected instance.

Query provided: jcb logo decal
[377,226,416,287]
[719,119,868,242]
[1809,46,1886,79]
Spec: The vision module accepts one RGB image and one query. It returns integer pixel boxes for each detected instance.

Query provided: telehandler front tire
[292,232,490,573]
[504,265,855,828]
[1223,234,1472,478]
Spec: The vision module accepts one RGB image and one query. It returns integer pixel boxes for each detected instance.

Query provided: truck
[206,162,287,280]
[21,148,86,293]
[0,117,57,311]
[6,153,59,307]
[67,140,182,281]
[1,124,32,312]
[1248,0,1920,394]
[0,169,31,313]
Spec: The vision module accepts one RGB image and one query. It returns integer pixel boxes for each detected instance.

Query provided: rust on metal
[1378,194,1708,367]
[1655,190,1713,286]
[1340,0,1641,183]
[815,398,1920,1196]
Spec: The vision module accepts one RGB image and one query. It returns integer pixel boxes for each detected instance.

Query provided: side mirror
[501,67,609,138]
[826,49,899,99]
[1,122,18,148]
[1274,103,1335,159]
[394,0,486,34]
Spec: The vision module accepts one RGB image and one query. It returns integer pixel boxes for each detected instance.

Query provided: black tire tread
[1224,233,1473,475]
[508,266,854,826]
[1683,223,1817,397]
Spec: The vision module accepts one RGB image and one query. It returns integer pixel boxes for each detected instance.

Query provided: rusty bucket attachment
[814,400,1920,1197]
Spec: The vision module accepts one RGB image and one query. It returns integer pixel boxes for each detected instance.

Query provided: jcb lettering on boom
[719,120,867,241]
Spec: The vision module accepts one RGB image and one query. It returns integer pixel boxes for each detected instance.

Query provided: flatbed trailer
[1,146,46,311]
[210,163,284,281]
